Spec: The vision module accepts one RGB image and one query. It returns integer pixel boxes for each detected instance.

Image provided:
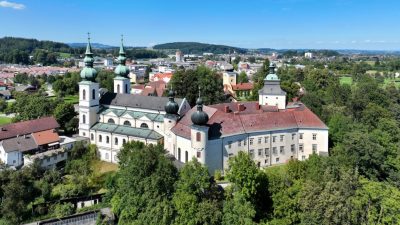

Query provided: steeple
[114,35,129,78]
[80,33,97,81]
[165,87,179,115]
[265,62,279,81]
[191,88,209,126]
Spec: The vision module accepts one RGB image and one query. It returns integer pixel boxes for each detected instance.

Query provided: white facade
[258,93,286,110]
[114,77,131,94]
[78,81,99,138]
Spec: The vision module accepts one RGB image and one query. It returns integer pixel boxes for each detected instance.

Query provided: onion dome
[191,97,209,126]
[265,62,279,81]
[80,33,98,81]
[165,89,179,115]
[114,35,130,78]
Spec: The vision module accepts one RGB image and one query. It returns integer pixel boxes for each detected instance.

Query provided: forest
[153,42,247,54]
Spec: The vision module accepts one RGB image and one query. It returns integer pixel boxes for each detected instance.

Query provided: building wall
[0,146,22,167]
[259,94,286,109]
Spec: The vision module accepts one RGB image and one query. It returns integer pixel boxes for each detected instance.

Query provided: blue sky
[0,0,399,50]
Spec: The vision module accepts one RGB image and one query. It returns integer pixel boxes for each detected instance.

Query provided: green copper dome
[114,35,130,78]
[165,89,179,115]
[265,62,279,81]
[191,97,209,126]
[80,33,97,81]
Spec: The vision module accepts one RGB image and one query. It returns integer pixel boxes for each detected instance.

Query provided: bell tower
[258,63,286,110]
[79,33,99,138]
[114,35,131,94]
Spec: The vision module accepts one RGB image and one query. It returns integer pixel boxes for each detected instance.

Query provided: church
[78,37,328,172]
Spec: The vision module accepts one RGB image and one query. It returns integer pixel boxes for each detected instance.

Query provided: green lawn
[64,95,79,104]
[58,52,72,58]
[0,116,12,125]
[339,76,353,85]
[384,78,400,87]
[47,95,79,104]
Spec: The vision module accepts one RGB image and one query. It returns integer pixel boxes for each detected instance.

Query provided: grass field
[64,95,79,104]
[92,160,118,174]
[0,116,12,125]
[47,95,79,104]
[340,76,400,88]
[58,52,72,58]
[339,76,353,85]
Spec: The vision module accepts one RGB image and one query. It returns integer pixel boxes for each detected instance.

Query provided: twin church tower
[78,34,131,138]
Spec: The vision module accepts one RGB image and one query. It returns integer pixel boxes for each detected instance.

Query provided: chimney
[255,102,260,110]
[224,105,230,113]
[237,104,245,112]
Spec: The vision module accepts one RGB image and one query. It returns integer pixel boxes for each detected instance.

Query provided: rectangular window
[250,138,254,145]
[312,144,318,153]
[280,146,285,154]
[265,148,269,156]
[272,136,276,143]
[299,144,304,152]
[244,139,247,146]
[299,133,303,140]
[312,133,317,140]
[249,149,254,158]
[292,133,296,140]
[276,157,280,162]
[273,147,277,154]
[264,136,269,143]
[197,152,201,158]
[228,153,234,159]
[302,155,306,160]
[291,144,295,152]
[196,132,201,142]
[265,159,268,164]
[258,137,262,144]
[228,141,232,149]
[258,149,262,156]
[238,140,242,147]
[280,135,284,142]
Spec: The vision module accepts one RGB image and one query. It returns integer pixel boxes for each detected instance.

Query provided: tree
[222,193,256,225]
[170,66,225,106]
[250,58,269,100]
[238,71,249,83]
[53,103,76,132]
[9,93,56,121]
[111,143,178,225]
[173,158,223,225]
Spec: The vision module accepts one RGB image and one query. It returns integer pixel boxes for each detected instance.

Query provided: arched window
[117,84,120,94]
[92,89,95,100]
[123,120,131,126]
[82,114,86,124]
[185,151,188,163]
[115,137,118,145]
[125,84,128,93]
[140,123,149,129]
[90,133,94,141]
[108,118,115,124]
[82,89,86,100]
[99,135,102,142]
[196,132,201,142]
[178,148,181,161]
[106,136,110,144]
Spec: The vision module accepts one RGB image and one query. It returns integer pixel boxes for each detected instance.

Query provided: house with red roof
[164,63,328,173]
[0,117,76,168]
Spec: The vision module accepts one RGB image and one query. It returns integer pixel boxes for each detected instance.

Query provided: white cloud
[0,1,25,10]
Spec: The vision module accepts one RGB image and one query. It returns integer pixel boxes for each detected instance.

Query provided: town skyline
[0,0,399,50]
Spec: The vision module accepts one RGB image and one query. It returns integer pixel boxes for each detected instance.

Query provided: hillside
[0,37,77,64]
[153,42,247,54]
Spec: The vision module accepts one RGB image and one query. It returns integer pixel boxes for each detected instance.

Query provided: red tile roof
[0,117,59,141]
[32,129,60,146]
[232,82,254,91]
[172,102,327,139]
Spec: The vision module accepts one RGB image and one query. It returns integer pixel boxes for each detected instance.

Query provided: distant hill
[68,42,116,49]
[153,42,247,54]
[0,37,76,64]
